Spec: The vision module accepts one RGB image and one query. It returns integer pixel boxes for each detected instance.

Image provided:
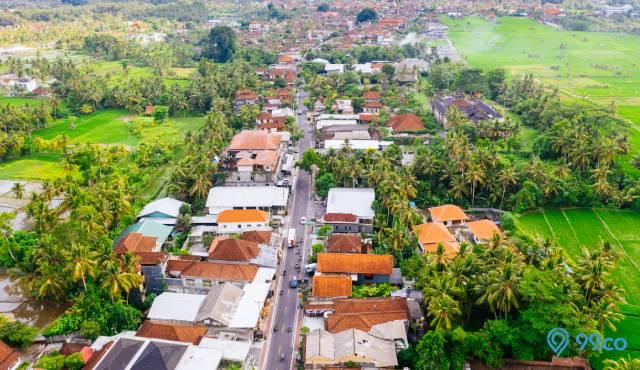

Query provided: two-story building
[322,188,375,233]
[215,209,270,234]
[316,253,393,284]
[220,130,286,185]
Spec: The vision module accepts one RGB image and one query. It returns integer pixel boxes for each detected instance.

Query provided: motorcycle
[287,326,292,332]
[279,289,283,296]
[280,353,285,361]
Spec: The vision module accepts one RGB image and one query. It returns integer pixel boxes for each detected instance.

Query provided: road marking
[284,305,288,314]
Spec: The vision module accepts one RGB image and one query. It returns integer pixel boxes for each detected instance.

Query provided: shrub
[64,352,85,370]
[79,320,100,341]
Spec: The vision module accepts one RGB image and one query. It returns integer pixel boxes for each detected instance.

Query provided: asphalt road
[263,86,312,370]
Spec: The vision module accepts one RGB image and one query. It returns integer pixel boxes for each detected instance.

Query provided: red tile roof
[241,230,272,244]
[136,321,208,344]
[208,238,260,262]
[386,113,424,132]
[0,340,20,370]
[228,130,282,151]
[363,91,381,101]
[364,101,383,109]
[235,89,258,101]
[180,261,258,282]
[114,233,157,254]
[326,297,409,333]
[323,213,358,223]
[326,234,362,253]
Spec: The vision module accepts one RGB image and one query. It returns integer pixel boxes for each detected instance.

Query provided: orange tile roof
[136,321,207,345]
[428,204,469,222]
[0,340,20,370]
[180,261,258,282]
[278,54,294,63]
[326,234,362,253]
[313,275,353,297]
[217,209,269,223]
[412,222,455,245]
[208,238,260,262]
[114,233,157,254]
[235,89,258,100]
[386,113,424,132]
[228,130,282,151]
[241,230,272,244]
[358,113,379,122]
[317,253,393,275]
[466,219,503,242]
[135,252,167,266]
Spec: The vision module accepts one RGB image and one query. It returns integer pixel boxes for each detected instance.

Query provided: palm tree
[497,164,517,208]
[64,243,98,291]
[603,357,640,370]
[466,162,486,206]
[11,182,25,199]
[100,257,143,301]
[36,262,66,300]
[476,263,522,319]
[427,295,462,330]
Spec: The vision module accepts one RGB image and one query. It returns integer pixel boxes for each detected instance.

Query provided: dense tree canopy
[203,25,238,63]
[356,7,377,23]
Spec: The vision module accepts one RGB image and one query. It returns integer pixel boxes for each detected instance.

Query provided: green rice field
[517,208,640,367]
[445,16,640,172]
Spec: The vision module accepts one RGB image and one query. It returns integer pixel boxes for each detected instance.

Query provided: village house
[430,95,504,129]
[205,185,289,216]
[216,209,271,234]
[386,113,425,134]
[137,197,186,226]
[394,58,429,84]
[312,274,353,299]
[324,63,345,74]
[325,234,366,254]
[313,97,325,113]
[412,222,460,259]
[428,204,469,226]
[207,236,277,268]
[333,99,354,114]
[220,130,286,185]
[363,90,381,104]
[466,219,503,244]
[322,139,394,152]
[234,89,259,108]
[305,328,398,369]
[164,255,275,291]
[362,101,383,115]
[322,188,375,233]
[316,253,393,284]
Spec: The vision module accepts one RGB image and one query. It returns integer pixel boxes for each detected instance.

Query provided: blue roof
[113,219,173,247]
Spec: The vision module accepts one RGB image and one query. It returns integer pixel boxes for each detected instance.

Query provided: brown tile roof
[363,101,383,108]
[313,275,352,297]
[136,321,207,345]
[235,89,258,101]
[358,113,378,122]
[278,54,294,63]
[326,297,409,333]
[317,253,393,275]
[323,213,357,223]
[208,238,260,262]
[428,205,469,222]
[241,230,272,244]
[181,261,258,282]
[466,219,503,242]
[135,252,167,266]
[326,234,362,253]
[256,112,272,120]
[217,209,269,223]
[363,91,381,101]
[0,340,20,370]
[114,233,157,254]
[386,113,424,132]
[228,130,282,150]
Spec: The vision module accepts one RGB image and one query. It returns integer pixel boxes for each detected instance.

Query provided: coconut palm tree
[603,356,640,370]
[36,262,66,300]
[64,243,98,291]
[497,164,517,208]
[427,295,462,330]
[11,182,25,199]
[466,162,486,206]
[100,257,143,301]
[476,263,522,319]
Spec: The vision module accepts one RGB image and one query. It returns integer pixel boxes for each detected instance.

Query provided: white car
[300,216,307,225]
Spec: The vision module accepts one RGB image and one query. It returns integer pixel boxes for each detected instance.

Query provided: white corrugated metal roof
[175,344,222,370]
[138,197,186,218]
[228,283,270,328]
[316,120,358,129]
[206,186,289,212]
[326,187,375,219]
[252,267,276,283]
[147,292,206,322]
[198,338,252,362]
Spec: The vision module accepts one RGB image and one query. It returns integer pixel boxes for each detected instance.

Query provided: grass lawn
[0,152,63,180]
[445,16,640,173]
[0,110,206,181]
[0,96,46,107]
[517,208,640,368]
